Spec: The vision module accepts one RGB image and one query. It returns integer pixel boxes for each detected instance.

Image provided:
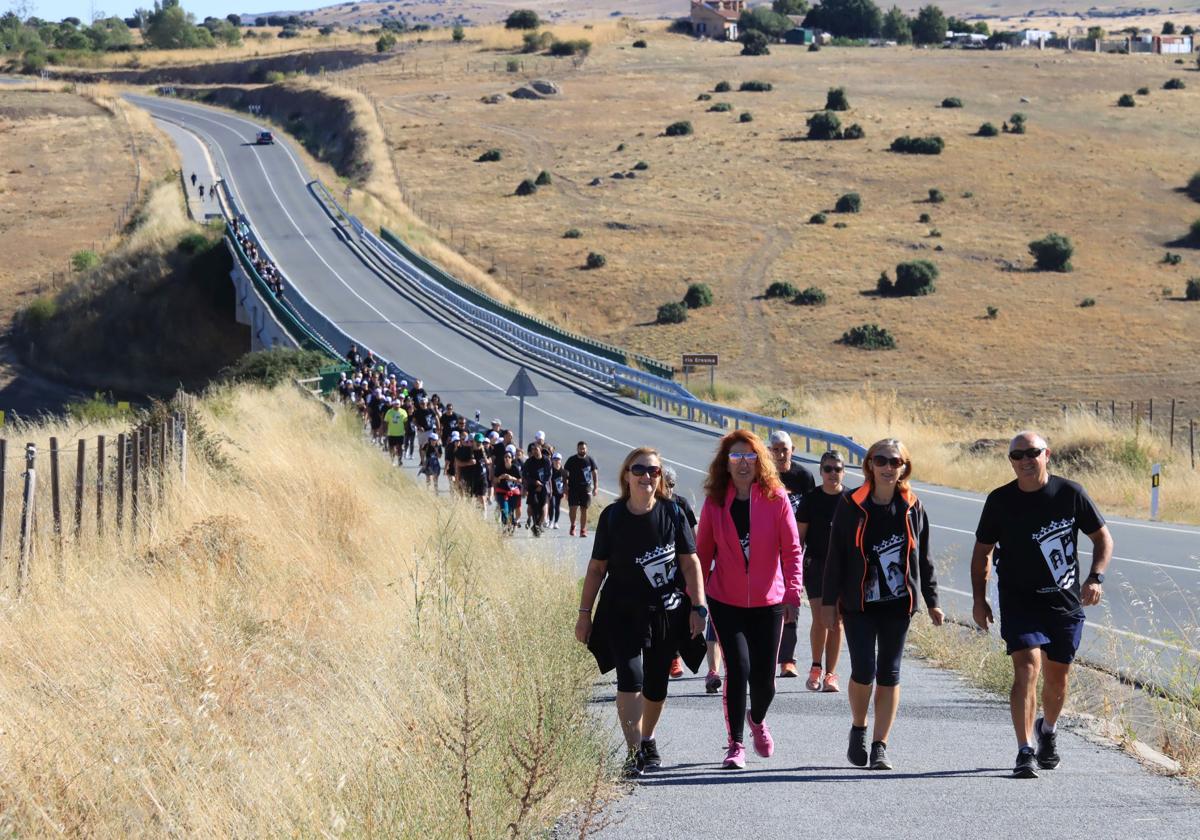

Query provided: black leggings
[842,608,911,687]
[708,599,784,744]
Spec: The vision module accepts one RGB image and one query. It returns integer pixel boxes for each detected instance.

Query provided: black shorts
[999,601,1085,664]
[803,555,824,601]
[568,487,592,508]
[387,435,403,449]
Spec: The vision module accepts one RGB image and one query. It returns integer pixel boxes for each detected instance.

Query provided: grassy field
[345,23,1200,427]
[0,385,611,836]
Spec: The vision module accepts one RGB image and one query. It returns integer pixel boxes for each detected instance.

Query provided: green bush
[632,39,647,48]
[833,221,848,229]
[66,393,134,424]
[928,188,945,203]
[71,249,101,272]
[835,192,862,213]
[1164,78,1186,90]
[1186,278,1200,300]
[1117,93,1136,107]
[1079,297,1096,308]
[1008,112,1027,133]
[453,24,465,42]
[376,32,396,52]
[177,232,209,255]
[891,135,945,154]
[684,282,714,309]
[740,30,770,55]
[221,348,333,387]
[263,70,286,84]
[807,110,841,140]
[477,148,502,162]
[1163,252,1183,265]
[515,178,538,196]
[633,161,649,170]
[740,80,773,92]
[549,38,591,57]
[740,111,754,123]
[793,286,827,306]
[563,228,582,238]
[585,252,606,269]
[1136,86,1150,95]
[942,97,963,108]
[765,281,799,299]
[506,58,521,72]
[825,87,850,111]
[841,323,896,350]
[1029,233,1074,271]
[20,296,58,331]
[657,301,688,323]
[893,260,939,296]
[535,170,552,186]
[928,228,942,238]
[697,93,712,101]
[977,122,999,137]
[617,143,626,151]
[986,305,999,319]
[665,120,694,136]
[810,212,827,224]
[842,123,866,140]
[709,102,733,112]
[715,80,732,92]
[505,9,540,29]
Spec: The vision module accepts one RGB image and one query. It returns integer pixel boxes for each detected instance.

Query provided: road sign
[682,353,718,367]
[1150,463,1161,520]
[505,366,538,446]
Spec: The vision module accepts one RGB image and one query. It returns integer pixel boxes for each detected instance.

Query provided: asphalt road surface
[128,93,1200,688]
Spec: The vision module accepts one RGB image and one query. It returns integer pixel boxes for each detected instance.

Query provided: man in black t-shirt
[970,431,1113,780]
[767,431,816,678]
[564,441,599,538]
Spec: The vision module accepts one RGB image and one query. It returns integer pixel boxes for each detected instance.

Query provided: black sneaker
[640,739,662,772]
[847,726,868,767]
[621,747,644,780]
[1035,717,1060,770]
[1013,747,1039,779]
[869,741,892,770]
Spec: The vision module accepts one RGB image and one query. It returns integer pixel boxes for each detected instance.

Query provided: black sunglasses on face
[1009,447,1045,461]
[629,464,662,477]
[871,455,904,468]
[821,465,844,474]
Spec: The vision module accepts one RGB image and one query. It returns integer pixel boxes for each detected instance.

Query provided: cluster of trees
[731,0,988,43]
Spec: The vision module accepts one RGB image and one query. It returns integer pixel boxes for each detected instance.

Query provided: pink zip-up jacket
[697,483,804,608]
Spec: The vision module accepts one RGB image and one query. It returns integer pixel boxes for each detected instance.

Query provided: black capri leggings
[608,610,679,703]
[842,608,912,688]
[708,599,785,745]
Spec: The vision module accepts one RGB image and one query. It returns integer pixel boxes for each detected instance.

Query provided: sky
[12,0,313,23]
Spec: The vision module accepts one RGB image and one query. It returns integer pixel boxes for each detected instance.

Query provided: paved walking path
[589,611,1200,840]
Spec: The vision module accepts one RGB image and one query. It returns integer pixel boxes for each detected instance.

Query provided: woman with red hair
[697,430,803,770]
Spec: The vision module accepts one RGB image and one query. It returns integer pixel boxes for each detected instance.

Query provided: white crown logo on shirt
[1032,519,1073,542]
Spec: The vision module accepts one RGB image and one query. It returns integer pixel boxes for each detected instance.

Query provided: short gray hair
[768,430,792,448]
[1010,430,1049,450]
[662,466,678,487]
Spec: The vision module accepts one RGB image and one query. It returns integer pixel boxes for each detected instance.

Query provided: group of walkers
[230,217,285,298]
[576,428,1112,781]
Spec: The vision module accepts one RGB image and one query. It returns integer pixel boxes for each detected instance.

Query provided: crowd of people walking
[230,216,285,298]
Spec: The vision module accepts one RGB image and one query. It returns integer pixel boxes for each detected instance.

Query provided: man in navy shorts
[970,431,1113,779]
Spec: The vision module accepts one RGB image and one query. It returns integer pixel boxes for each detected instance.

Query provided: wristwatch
[1087,572,1105,584]
[691,605,709,619]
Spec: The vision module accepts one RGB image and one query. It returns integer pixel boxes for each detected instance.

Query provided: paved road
[126,93,1200,688]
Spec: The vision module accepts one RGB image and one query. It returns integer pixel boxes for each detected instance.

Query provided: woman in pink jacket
[697,429,804,769]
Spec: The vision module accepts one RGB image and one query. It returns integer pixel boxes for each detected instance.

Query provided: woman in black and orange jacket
[822,438,943,771]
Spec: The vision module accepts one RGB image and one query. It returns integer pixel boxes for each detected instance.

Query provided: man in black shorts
[564,441,599,538]
[767,431,815,678]
[970,431,1113,779]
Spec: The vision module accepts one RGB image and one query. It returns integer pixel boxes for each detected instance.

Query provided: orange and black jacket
[821,484,939,616]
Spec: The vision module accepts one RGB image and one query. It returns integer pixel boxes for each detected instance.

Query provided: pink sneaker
[722,740,746,770]
[747,711,774,758]
[822,672,841,693]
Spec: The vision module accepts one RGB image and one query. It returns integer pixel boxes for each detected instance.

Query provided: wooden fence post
[1110,400,1116,423]
[1191,420,1196,470]
[96,435,105,537]
[74,439,85,540]
[116,433,126,533]
[1149,398,1154,429]
[158,421,166,498]
[131,429,141,530]
[0,439,6,565]
[17,443,36,597]
[49,436,62,553]
[1170,399,1176,448]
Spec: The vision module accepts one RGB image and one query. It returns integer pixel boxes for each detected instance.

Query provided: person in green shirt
[384,399,409,465]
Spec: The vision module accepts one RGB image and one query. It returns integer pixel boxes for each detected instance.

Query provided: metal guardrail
[311,182,867,464]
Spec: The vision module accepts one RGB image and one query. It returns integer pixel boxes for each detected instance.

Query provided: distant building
[785,26,820,45]
[690,0,744,41]
[1018,28,1056,45]
[1154,34,1193,54]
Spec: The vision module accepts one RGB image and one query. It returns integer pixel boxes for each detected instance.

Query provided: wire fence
[1064,397,1198,468]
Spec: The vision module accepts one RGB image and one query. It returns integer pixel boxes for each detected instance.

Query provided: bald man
[970,431,1113,779]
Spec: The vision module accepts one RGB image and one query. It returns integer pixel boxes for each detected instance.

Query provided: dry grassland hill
[352,23,1200,421]
[253,0,681,29]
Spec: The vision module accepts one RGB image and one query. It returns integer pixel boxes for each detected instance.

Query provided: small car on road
[255,131,274,145]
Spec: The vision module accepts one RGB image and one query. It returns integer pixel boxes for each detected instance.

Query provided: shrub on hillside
[221,348,333,387]
[684,282,714,309]
[549,38,591,57]
[1164,77,1186,90]
[72,250,101,272]
[177,233,209,255]
[740,30,770,55]
[665,120,694,136]
[1079,297,1096,307]
[563,228,582,238]
[919,212,931,223]
[1117,93,1136,107]
[740,111,754,123]
[740,80,774,91]
[1189,219,1200,244]
[585,252,607,269]
[842,123,865,139]
[765,281,799,299]
[1189,172,1200,202]
[891,135,944,154]
[715,80,732,92]
[986,305,999,319]
[477,148,502,162]
[697,92,712,101]
[942,97,963,108]
[928,188,945,204]
[891,260,939,296]
[1136,86,1150,95]
[657,301,688,323]
[825,87,850,111]
[506,58,520,72]
[19,296,58,331]
[841,323,896,350]
[633,160,649,170]
[793,286,827,306]
[535,170,552,186]
[505,9,540,28]
[1029,233,1074,271]
[376,33,396,52]
[807,110,841,140]
[810,212,828,224]
[1186,278,1200,300]
[709,102,733,112]
[1163,251,1182,265]
[835,192,862,213]
[977,122,999,136]
[632,39,647,48]
[515,178,538,196]
[1008,112,1027,133]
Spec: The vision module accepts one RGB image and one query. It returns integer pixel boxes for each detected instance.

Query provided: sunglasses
[1009,447,1045,461]
[728,452,759,461]
[821,465,844,474]
[871,455,904,469]
[629,464,662,477]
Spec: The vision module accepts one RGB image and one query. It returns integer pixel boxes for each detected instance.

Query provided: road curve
[126,93,1200,686]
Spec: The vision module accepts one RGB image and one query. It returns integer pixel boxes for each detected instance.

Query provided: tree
[684,283,713,308]
[1087,25,1104,40]
[143,0,206,49]
[740,29,770,54]
[911,4,947,45]
[739,6,792,38]
[803,0,883,38]
[772,0,810,14]
[1028,233,1073,272]
[1162,21,1176,35]
[226,13,241,26]
[825,86,849,110]
[505,9,540,29]
[881,6,911,43]
[452,24,464,41]
[806,109,841,139]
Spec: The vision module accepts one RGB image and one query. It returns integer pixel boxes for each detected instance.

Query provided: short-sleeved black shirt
[975,476,1106,616]
[565,454,598,490]
[796,487,850,570]
[593,500,696,610]
[779,464,817,519]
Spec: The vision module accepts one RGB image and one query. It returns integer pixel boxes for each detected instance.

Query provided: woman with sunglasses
[576,448,707,777]
[823,439,944,771]
[795,450,853,693]
[696,430,803,770]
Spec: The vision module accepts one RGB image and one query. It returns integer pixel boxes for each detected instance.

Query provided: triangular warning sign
[505,366,539,398]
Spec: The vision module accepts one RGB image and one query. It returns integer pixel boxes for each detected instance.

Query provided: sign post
[505,366,539,448]
[682,353,718,395]
[1150,463,1161,520]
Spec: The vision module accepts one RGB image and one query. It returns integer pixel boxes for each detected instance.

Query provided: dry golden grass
[79,29,380,69]
[0,386,609,836]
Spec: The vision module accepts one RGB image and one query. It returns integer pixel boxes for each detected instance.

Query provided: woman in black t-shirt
[575,447,708,778]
